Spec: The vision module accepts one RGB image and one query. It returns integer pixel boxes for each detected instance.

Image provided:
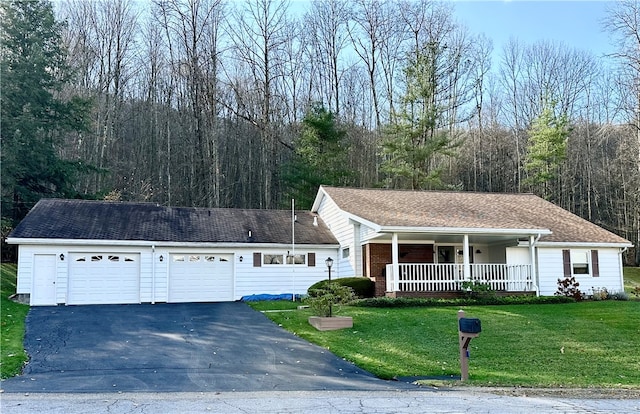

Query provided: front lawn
[0,263,29,378]
[250,300,640,388]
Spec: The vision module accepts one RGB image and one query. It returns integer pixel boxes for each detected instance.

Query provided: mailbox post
[457,310,481,381]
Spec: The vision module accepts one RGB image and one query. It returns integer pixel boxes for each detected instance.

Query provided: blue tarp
[241,293,304,302]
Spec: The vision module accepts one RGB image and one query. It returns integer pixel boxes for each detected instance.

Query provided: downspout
[619,246,629,293]
[151,245,156,304]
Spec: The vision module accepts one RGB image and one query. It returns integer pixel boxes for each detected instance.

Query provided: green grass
[625,267,640,296]
[1,263,29,378]
[250,301,640,388]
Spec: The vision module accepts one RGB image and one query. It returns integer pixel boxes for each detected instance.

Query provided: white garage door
[68,253,140,305]
[169,254,234,302]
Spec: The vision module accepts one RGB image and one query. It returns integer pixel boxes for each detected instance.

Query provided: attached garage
[68,253,140,305]
[168,253,233,302]
[8,199,339,305]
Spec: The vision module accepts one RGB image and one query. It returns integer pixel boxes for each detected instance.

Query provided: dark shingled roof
[9,199,338,245]
[320,186,631,245]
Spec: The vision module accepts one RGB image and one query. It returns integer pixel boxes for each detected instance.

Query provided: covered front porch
[359,230,545,298]
[385,263,534,297]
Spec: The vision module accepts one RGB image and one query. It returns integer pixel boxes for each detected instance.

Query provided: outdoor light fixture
[325,257,333,270]
[59,253,65,261]
[475,249,482,254]
[239,256,243,262]
[159,255,164,262]
[325,257,334,317]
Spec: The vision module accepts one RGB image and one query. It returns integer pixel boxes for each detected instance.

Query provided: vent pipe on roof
[313,216,318,226]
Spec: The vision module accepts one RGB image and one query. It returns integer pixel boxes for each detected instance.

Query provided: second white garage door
[168,254,234,302]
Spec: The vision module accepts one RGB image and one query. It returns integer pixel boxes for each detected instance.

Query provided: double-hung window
[562,249,599,277]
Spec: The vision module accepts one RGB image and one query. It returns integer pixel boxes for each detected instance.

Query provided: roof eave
[536,241,633,248]
[6,238,340,249]
[377,226,553,236]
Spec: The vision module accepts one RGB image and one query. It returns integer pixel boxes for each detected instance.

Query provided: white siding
[537,247,624,296]
[316,196,356,277]
[14,243,341,304]
[16,245,35,294]
[234,247,337,299]
[152,250,169,303]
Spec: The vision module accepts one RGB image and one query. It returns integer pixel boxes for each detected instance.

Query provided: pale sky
[452,1,614,58]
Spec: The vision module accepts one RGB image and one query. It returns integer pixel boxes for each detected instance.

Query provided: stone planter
[308,316,353,331]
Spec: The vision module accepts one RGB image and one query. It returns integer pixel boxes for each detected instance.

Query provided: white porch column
[353,222,362,276]
[529,235,538,295]
[463,234,471,280]
[392,233,400,291]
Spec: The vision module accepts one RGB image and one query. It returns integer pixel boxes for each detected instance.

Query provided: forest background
[1,0,639,265]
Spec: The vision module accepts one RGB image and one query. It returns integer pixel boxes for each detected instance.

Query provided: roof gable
[9,199,338,245]
[317,186,631,245]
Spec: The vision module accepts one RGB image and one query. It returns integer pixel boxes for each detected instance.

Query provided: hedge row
[353,295,576,308]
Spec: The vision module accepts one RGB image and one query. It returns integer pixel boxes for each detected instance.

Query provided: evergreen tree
[283,103,354,209]
[524,101,571,200]
[380,44,459,190]
[1,0,91,222]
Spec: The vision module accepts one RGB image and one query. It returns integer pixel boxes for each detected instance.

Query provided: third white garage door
[168,254,234,302]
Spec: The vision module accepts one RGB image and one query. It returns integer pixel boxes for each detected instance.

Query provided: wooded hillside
[1,0,638,265]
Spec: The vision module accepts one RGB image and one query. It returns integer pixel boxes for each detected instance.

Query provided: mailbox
[459,317,481,334]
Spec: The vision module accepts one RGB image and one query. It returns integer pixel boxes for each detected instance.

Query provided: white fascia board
[311,186,330,212]
[6,238,340,249]
[378,226,552,236]
[347,214,381,232]
[536,241,633,248]
[6,238,152,246]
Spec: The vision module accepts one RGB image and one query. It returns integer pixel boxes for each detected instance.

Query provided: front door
[32,254,57,305]
[437,246,474,264]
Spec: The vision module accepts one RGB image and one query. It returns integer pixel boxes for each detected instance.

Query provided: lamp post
[325,257,334,317]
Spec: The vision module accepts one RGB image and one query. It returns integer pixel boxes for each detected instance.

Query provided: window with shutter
[591,250,599,277]
[563,249,597,277]
[562,250,571,277]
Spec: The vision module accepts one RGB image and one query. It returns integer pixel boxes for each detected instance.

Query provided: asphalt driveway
[0,302,414,393]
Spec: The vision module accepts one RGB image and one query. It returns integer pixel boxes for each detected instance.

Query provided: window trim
[562,249,599,277]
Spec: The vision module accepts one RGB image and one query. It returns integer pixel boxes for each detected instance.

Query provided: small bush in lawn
[610,291,630,301]
[555,276,583,301]
[590,287,609,301]
[461,280,497,301]
[308,277,374,298]
[306,282,355,317]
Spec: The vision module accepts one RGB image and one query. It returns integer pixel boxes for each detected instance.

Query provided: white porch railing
[385,263,534,293]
